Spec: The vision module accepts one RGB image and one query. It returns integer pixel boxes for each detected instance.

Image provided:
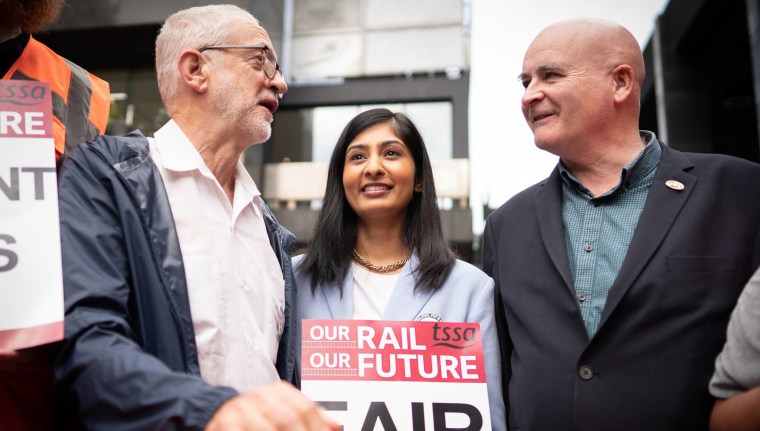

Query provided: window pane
[291,33,363,77]
[364,0,462,28]
[365,27,465,74]
[294,0,360,32]
[94,68,167,137]
[309,102,452,163]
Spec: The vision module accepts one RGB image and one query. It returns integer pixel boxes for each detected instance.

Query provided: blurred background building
[639,0,759,162]
[36,0,760,263]
[40,0,475,257]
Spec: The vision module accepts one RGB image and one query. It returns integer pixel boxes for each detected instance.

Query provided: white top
[351,262,399,320]
[149,120,285,393]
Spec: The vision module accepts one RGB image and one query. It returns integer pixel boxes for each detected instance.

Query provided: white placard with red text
[302,319,491,430]
[0,80,64,350]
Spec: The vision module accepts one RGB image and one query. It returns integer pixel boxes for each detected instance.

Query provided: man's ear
[178,49,209,94]
[612,64,634,104]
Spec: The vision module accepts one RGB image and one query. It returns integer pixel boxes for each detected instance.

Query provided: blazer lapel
[598,143,696,330]
[320,266,355,320]
[382,255,435,320]
[535,167,575,294]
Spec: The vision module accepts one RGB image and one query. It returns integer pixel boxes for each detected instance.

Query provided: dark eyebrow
[380,139,404,147]
[346,143,367,151]
[347,140,404,151]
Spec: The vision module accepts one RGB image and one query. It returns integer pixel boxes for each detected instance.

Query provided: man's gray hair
[155,4,259,114]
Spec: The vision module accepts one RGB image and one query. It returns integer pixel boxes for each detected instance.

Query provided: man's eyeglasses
[198,45,282,79]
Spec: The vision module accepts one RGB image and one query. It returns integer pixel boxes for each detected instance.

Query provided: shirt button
[578,365,594,380]
[578,293,587,302]
[585,243,593,252]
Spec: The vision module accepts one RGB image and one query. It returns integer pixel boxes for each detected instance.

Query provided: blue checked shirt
[560,131,661,338]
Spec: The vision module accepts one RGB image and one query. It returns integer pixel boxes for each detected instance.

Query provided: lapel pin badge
[665,180,685,191]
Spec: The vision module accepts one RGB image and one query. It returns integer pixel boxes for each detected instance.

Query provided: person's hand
[205,381,340,431]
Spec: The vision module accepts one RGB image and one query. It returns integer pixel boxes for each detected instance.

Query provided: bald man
[482,19,760,431]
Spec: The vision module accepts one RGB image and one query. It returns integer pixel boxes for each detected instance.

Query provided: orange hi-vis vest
[2,35,110,160]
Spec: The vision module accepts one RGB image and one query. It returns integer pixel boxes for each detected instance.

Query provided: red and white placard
[302,319,491,430]
[0,80,63,350]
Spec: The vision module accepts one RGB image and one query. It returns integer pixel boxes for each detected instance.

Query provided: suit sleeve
[482,217,512,423]
[54,147,236,431]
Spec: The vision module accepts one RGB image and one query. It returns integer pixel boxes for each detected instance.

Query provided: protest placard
[302,319,491,430]
[0,80,63,350]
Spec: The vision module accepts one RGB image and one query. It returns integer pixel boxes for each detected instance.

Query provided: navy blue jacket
[54,131,298,430]
[484,142,760,431]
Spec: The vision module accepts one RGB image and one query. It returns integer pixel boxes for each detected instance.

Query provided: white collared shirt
[149,120,285,393]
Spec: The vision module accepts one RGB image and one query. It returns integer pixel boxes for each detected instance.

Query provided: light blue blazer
[294,254,506,430]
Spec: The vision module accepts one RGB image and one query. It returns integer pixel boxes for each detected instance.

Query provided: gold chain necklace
[352,249,410,273]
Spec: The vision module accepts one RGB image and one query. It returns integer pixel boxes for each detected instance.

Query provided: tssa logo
[0,81,47,106]
[431,323,478,349]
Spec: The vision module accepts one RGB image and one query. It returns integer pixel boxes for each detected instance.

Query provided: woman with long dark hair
[294,108,504,428]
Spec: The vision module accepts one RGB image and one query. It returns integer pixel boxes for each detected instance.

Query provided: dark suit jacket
[482,142,760,431]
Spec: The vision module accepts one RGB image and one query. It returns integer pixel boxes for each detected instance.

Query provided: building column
[746,0,760,155]
[652,13,713,152]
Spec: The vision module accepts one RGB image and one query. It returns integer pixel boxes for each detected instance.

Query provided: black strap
[62,57,98,152]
